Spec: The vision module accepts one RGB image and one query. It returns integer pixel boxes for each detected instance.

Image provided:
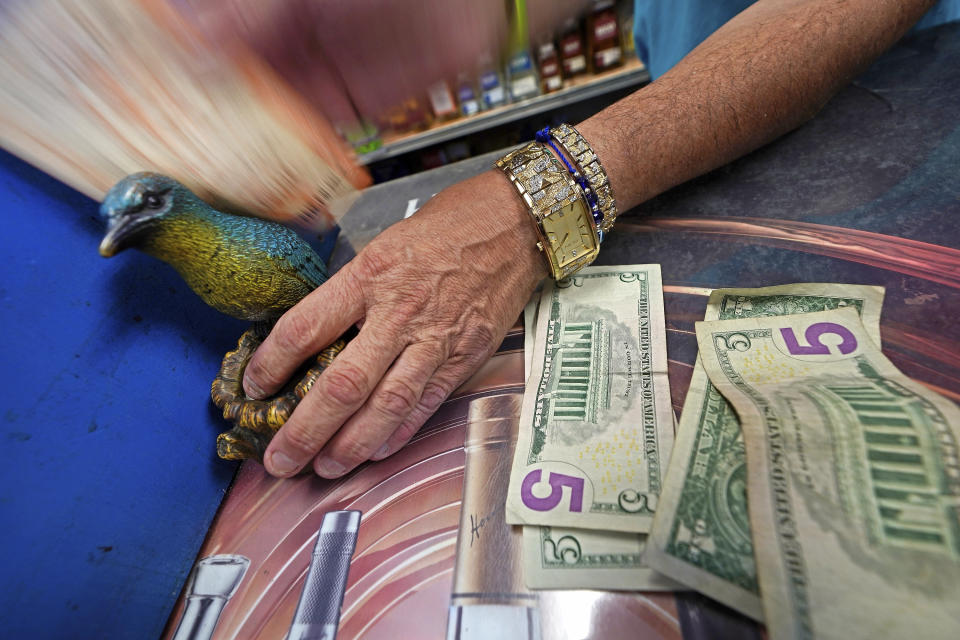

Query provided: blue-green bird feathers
[99,172,327,323]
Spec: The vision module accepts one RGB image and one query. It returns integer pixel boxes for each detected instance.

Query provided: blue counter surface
[0,151,246,638]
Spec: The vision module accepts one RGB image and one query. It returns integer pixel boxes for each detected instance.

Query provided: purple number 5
[520,470,584,512]
[781,322,858,355]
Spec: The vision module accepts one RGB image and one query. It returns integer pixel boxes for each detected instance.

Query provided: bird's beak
[99,214,138,257]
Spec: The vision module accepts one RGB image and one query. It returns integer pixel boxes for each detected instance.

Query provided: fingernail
[268,450,298,476]
[372,444,391,460]
[315,457,346,478]
[244,377,267,400]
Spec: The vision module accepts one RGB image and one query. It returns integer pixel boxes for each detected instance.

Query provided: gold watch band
[495,141,600,280]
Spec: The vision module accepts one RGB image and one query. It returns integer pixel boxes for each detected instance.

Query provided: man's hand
[242,170,546,478]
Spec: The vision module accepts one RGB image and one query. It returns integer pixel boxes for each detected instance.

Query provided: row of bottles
[422,0,628,129]
[175,0,635,155]
[381,0,628,141]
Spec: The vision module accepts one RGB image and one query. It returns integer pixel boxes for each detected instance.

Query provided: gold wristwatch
[495,142,599,280]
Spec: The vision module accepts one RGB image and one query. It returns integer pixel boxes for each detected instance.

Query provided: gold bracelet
[549,123,618,233]
[495,142,600,280]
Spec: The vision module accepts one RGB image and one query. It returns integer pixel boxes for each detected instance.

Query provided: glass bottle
[504,0,540,101]
[588,0,622,73]
[559,17,587,79]
[537,41,563,93]
[456,71,482,117]
[478,52,507,109]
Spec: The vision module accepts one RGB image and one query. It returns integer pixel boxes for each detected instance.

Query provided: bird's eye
[145,194,164,209]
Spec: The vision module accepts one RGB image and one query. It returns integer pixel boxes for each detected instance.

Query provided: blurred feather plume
[0,0,370,230]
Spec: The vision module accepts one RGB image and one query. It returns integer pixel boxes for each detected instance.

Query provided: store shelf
[357,61,649,165]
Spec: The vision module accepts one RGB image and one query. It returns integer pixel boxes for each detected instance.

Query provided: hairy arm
[580,0,936,209]
[243,0,935,478]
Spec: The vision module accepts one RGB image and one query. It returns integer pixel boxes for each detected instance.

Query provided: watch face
[542,197,598,269]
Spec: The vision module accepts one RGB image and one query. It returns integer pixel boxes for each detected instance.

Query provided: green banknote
[697,308,960,639]
[521,295,677,590]
[507,265,674,533]
[523,291,541,382]
[646,284,884,620]
[522,525,677,591]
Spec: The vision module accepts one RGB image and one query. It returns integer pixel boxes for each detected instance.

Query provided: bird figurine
[99,172,346,462]
[99,172,328,327]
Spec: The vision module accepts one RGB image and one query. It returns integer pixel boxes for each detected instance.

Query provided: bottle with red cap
[588,0,623,73]
[537,42,563,93]
[559,17,587,80]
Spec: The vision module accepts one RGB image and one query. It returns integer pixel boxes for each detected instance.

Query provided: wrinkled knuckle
[372,381,418,421]
[420,380,451,411]
[273,311,315,354]
[321,362,370,409]
[393,418,422,444]
[368,290,424,331]
[468,322,498,349]
[334,433,377,465]
[282,423,325,457]
[354,249,392,280]
[459,324,499,364]
[390,301,420,325]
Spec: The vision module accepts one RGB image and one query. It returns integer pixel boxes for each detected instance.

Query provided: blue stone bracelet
[535,127,604,242]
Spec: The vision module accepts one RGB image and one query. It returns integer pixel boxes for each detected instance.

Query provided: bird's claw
[211,327,347,463]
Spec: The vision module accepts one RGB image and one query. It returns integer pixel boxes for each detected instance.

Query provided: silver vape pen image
[446,393,541,640]
[172,554,250,640]
[287,509,362,640]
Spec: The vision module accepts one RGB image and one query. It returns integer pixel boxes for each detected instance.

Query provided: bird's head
[99,172,199,257]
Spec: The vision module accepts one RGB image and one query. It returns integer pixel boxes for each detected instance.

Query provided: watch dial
[543,200,597,268]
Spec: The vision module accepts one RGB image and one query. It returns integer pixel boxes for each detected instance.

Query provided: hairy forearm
[578,0,936,211]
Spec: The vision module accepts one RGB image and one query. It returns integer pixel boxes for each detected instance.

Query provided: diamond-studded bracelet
[538,124,618,234]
